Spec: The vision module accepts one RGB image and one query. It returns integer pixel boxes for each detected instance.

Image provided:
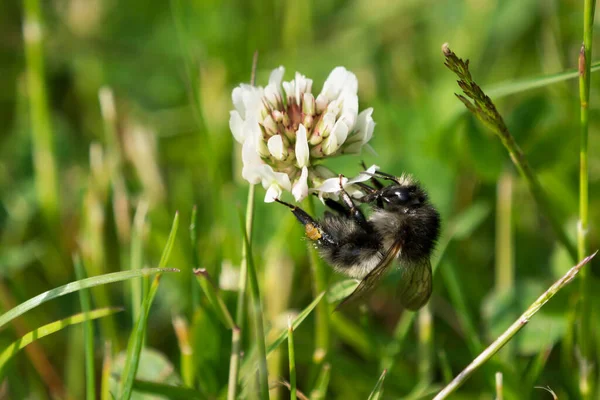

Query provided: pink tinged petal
[321,134,337,156]
[261,114,279,135]
[267,135,286,160]
[282,80,294,102]
[302,93,315,115]
[229,111,245,143]
[292,167,309,201]
[295,124,310,168]
[323,120,348,155]
[264,84,282,109]
[264,183,282,203]
[293,72,313,104]
[269,66,285,86]
[315,94,328,114]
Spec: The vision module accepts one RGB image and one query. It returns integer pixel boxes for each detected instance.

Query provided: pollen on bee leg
[305,223,322,241]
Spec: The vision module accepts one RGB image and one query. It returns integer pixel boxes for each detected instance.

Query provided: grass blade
[0,308,122,373]
[172,316,194,387]
[486,61,600,99]
[267,292,326,355]
[288,317,297,400]
[73,255,96,400]
[194,269,235,329]
[0,267,177,330]
[367,369,387,400]
[433,252,597,399]
[119,212,180,400]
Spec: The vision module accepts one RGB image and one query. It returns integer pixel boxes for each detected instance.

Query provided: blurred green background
[1,0,600,398]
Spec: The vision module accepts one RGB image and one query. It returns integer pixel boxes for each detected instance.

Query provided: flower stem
[227,184,255,400]
[578,1,596,397]
[433,252,596,400]
[304,196,330,366]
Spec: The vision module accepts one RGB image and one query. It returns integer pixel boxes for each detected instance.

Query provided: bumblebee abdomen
[316,213,384,279]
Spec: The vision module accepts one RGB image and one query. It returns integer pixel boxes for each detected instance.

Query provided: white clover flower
[230,66,376,202]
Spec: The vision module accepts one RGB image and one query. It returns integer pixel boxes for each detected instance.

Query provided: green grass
[1,1,599,399]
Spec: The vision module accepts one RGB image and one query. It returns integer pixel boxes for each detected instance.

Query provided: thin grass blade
[0,308,122,373]
[486,61,600,99]
[267,292,326,355]
[433,252,597,399]
[0,268,177,330]
[367,369,387,400]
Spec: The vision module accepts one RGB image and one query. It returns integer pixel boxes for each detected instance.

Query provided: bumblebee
[276,169,440,310]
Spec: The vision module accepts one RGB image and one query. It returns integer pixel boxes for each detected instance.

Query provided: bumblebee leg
[274,199,337,246]
[323,198,351,216]
[337,175,372,232]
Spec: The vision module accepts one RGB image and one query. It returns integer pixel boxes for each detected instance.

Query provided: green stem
[304,196,330,365]
[227,184,255,400]
[433,252,596,399]
[23,0,58,224]
[578,1,596,398]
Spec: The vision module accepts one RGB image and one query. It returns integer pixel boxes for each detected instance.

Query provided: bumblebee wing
[335,240,403,310]
[397,258,432,311]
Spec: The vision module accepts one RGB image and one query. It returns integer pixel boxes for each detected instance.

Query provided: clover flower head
[230,66,376,202]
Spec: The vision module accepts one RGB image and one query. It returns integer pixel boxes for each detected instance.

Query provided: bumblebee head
[380,183,427,210]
